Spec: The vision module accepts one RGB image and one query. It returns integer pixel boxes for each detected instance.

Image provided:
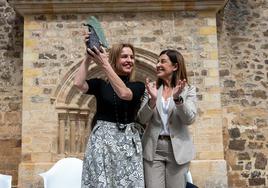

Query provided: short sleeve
[86,78,102,95]
[128,81,145,103]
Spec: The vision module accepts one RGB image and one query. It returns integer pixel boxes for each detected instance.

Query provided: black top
[86,76,145,124]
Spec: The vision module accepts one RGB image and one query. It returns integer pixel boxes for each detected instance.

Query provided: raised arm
[88,47,133,101]
[74,55,92,93]
[74,32,93,93]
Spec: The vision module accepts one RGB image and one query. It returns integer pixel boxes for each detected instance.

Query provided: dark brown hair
[156,49,188,88]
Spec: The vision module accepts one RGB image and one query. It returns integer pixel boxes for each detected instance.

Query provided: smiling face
[115,47,134,76]
[156,54,178,80]
[156,49,188,88]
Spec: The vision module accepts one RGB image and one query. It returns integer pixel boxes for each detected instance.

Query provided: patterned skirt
[81,120,144,188]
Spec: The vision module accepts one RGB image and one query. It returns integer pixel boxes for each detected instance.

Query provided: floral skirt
[81,120,144,188]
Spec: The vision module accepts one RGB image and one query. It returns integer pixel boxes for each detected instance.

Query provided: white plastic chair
[185,170,193,183]
[39,157,83,188]
[0,174,12,188]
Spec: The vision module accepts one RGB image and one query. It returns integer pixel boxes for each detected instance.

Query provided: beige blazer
[137,85,197,165]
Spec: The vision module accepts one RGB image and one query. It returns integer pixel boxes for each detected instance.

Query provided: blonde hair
[109,43,136,81]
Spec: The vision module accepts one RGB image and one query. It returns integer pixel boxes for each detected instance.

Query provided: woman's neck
[162,77,172,88]
[162,82,173,100]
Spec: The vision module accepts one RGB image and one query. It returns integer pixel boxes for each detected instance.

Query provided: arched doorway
[51,48,158,159]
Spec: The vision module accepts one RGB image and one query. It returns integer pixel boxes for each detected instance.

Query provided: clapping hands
[145,78,157,100]
[173,79,187,99]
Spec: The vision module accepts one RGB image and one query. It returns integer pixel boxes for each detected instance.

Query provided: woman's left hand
[145,78,157,100]
[173,79,187,98]
[87,46,109,67]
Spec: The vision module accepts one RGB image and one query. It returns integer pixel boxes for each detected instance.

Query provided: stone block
[208,35,217,44]
[203,109,222,118]
[203,60,219,68]
[25,39,38,49]
[204,77,219,86]
[31,152,52,162]
[228,172,247,187]
[18,162,50,188]
[248,178,265,186]
[229,140,246,151]
[209,51,218,60]
[198,11,215,18]
[199,26,217,35]
[198,151,224,159]
[254,153,267,170]
[24,52,39,62]
[203,93,221,102]
[24,68,42,77]
[207,18,216,26]
[24,20,42,30]
[190,160,228,188]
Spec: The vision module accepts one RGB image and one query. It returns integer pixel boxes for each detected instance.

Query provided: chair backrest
[0,174,12,188]
[185,170,193,183]
[39,157,83,188]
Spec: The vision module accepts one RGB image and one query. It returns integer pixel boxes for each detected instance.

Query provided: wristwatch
[173,96,183,104]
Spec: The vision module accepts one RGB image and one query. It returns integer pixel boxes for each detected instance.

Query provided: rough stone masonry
[0,0,267,187]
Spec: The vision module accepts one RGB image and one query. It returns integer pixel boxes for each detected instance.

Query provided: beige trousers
[144,138,189,188]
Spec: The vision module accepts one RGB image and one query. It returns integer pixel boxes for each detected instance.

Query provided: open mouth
[123,63,133,69]
[157,67,164,73]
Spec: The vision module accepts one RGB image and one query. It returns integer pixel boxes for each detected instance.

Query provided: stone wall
[1,0,267,187]
[0,0,23,186]
[217,0,268,187]
[18,9,227,187]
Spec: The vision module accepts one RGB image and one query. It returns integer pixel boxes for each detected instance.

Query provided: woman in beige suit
[137,49,197,188]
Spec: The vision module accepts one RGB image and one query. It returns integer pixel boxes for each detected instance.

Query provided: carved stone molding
[9,0,228,15]
[51,47,157,110]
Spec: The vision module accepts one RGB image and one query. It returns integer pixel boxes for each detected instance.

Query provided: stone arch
[51,48,158,156]
[51,47,158,110]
